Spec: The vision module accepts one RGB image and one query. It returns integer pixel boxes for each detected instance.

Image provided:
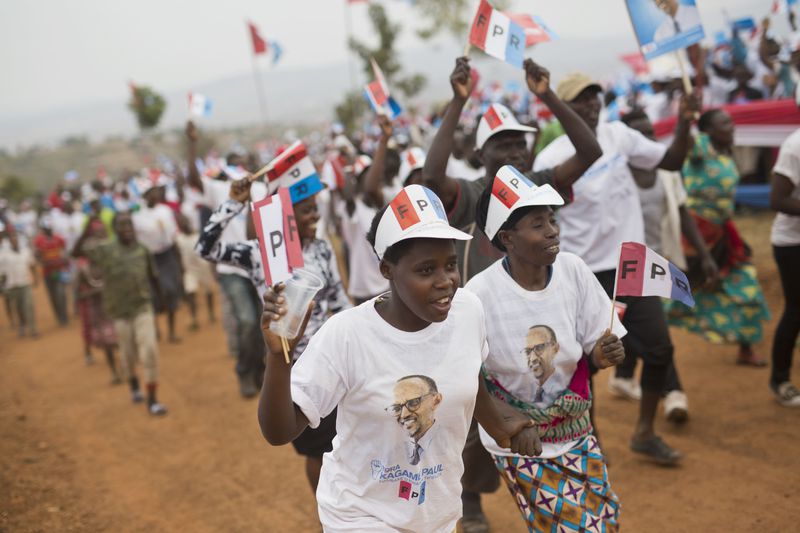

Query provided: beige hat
[556,73,603,102]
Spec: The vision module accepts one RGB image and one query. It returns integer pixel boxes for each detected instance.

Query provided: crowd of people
[2,14,800,533]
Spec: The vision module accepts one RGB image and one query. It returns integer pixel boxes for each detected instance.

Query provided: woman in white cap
[258,184,540,533]
[195,143,351,498]
[467,166,625,533]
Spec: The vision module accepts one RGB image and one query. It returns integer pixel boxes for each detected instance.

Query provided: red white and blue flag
[251,188,304,287]
[614,242,695,307]
[364,58,402,118]
[507,13,559,47]
[264,141,324,203]
[188,92,213,117]
[468,0,526,68]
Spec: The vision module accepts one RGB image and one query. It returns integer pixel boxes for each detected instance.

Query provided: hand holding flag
[450,57,475,100]
[523,59,550,97]
[591,330,626,369]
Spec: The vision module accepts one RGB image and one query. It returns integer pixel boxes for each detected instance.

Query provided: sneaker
[148,402,168,416]
[630,435,682,466]
[773,382,800,407]
[664,390,689,423]
[131,390,145,403]
[608,376,642,401]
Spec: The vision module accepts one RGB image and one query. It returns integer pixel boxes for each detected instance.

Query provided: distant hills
[0,35,635,150]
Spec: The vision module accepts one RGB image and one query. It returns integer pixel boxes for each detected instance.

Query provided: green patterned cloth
[665,133,770,344]
[86,240,156,320]
[481,366,593,445]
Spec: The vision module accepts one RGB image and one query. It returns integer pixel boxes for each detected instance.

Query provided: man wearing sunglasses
[389,375,443,466]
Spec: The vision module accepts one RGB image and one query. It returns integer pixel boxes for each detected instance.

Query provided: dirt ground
[1,212,799,533]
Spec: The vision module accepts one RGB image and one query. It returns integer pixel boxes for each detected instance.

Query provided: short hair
[698,109,725,133]
[112,211,132,229]
[397,375,438,393]
[528,324,556,343]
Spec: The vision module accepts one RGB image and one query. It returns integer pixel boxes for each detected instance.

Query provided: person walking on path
[74,212,167,416]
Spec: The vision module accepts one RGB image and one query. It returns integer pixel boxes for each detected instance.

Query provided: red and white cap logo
[483,165,564,240]
[374,185,472,259]
[476,103,536,149]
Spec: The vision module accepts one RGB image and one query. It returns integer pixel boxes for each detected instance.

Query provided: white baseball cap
[476,103,536,149]
[482,165,564,240]
[374,185,472,260]
[398,147,426,184]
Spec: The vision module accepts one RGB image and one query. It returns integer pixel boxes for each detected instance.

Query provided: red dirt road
[1,212,798,532]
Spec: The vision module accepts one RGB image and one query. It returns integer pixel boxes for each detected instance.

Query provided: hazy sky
[0,0,775,120]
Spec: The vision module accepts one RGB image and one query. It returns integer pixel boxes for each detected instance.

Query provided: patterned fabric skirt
[78,295,117,348]
[665,262,770,344]
[493,436,619,533]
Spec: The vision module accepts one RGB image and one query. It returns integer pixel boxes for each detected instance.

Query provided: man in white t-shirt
[769,126,800,407]
[535,72,698,465]
[390,375,443,466]
[525,326,559,401]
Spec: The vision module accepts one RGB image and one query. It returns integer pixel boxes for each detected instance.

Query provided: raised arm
[185,121,203,193]
[422,57,475,211]
[258,284,312,445]
[362,115,393,209]
[194,179,260,275]
[657,93,699,171]
[524,59,602,192]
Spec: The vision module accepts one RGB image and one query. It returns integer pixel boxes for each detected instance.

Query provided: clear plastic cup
[268,268,324,340]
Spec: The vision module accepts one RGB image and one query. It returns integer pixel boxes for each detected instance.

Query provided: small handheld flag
[507,13,558,47]
[613,241,695,309]
[468,0,526,68]
[251,188,304,288]
[263,141,324,204]
[363,58,402,118]
[188,92,213,118]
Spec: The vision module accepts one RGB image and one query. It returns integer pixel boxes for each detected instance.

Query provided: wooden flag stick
[675,51,693,95]
[280,336,291,365]
[248,161,272,182]
[463,42,471,58]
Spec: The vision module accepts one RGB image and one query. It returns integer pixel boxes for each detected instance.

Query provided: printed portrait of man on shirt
[524,325,560,403]
[387,375,442,466]
[652,0,701,41]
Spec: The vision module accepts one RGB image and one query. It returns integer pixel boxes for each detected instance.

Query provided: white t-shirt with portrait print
[771,129,800,247]
[290,289,488,533]
[534,121,667,273]
[464,253,626,459]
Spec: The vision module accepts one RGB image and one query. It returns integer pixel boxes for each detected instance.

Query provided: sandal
[630,435,682,466]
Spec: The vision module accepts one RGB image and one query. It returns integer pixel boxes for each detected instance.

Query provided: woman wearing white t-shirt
[258,185,540,532]
[466,167,625,533]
